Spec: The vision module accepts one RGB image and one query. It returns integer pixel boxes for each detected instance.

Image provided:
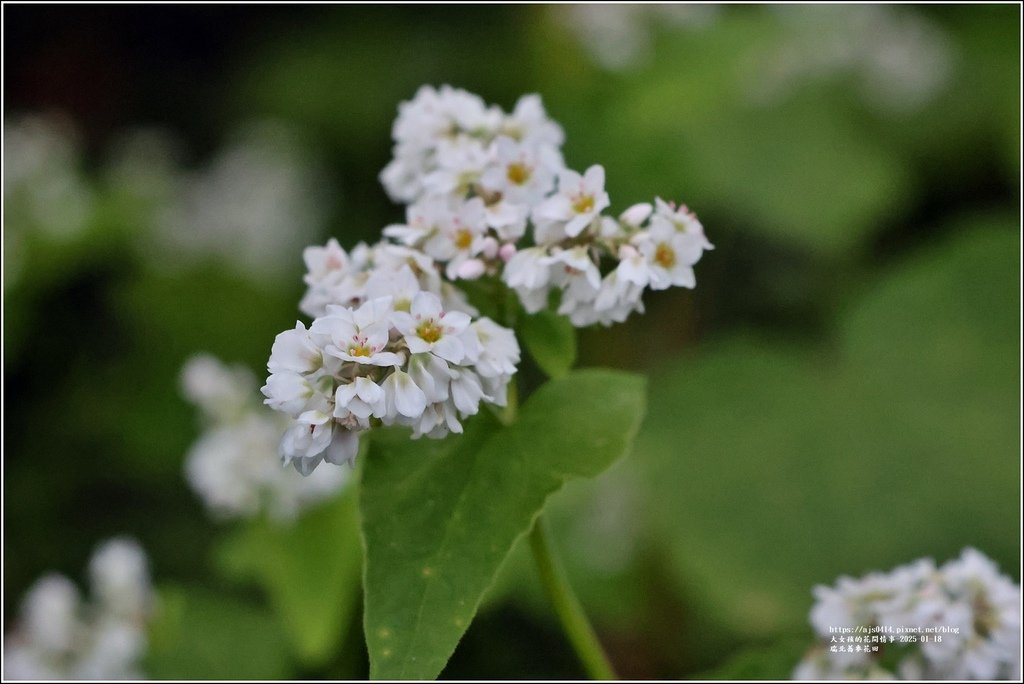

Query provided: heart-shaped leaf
[360,369,647,679]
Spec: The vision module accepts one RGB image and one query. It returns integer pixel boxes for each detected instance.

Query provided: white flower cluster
[263,291,520,476]
[152,121,329,280]
[379,85,713,327]
[794,548,1021,681]
[4,538,153,681]
[753,5,952,114]
[3,115,95,290]
[182,354,348,520]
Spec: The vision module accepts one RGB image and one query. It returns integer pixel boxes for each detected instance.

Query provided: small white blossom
[4,539,155,680]
[533,164,610,240]
[183,355,347,520]
[795,548,1021,681]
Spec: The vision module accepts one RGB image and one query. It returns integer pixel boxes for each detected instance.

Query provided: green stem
[529,517,618,680]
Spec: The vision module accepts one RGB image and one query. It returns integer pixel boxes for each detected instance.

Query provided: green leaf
[360,369,647,680]
[517,309,578,379]
[145,585,291,679]
[636,218,1019,637]
[215,491,363,667]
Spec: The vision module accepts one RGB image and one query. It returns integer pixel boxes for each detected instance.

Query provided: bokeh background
[4,4,1019,679]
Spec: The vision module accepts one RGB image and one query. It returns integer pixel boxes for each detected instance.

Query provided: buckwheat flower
[393,291,472,363]
[364,265,422,312]
[918,548,1021,680]
[71,617,146,680]
[381,369,429,420]
[652,197,714,250]
[153,121,328,281]
[533,165,610,239]
[20,575,81,655]
[638,220,705,290]
[472,318,521,380]
[407,352,454,404]
[795,549,1021,681]
[280,410,336,475]
[180,353,256,423]
[421,197,490,280]
[448,367,490,415]
[335,376,387,421]
[502,93,566,150]
[4,115,94,243]
[4,539,156,681]
[184,355,347,519]
[88,538,151,620]
[503,247,554,313]
[318,297,404,367]
[267,321,323,375]
[592,270,646,326]
[480,136,558,207]
[383,196,452,247]
[423,138,491,197]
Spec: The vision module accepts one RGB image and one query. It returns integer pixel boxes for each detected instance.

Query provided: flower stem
[529,516,618,680]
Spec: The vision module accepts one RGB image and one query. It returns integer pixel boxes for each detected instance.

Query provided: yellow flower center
[454,228,474,251]
[572,194,595,214]
[655,243,676,269]
[416,320,443,343]
[506,162,532,185]
[349,344,372,357]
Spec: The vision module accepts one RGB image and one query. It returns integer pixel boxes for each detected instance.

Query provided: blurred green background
[4,4,1019,679]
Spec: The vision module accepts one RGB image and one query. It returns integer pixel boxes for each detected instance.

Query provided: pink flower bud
[498,243,517,263]
[456,258,486,280]
[481,237,499,259]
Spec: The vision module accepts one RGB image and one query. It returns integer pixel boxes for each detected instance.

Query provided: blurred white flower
[750,5,953,114]
[4,539,154,681]
[153,121,330,280]
[555,4,720,71]
[795,548,1020,680]
[181,353,348,520]
[4,114,94,242]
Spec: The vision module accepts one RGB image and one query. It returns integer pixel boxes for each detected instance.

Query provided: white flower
[407,352,453,404]
[502,94,565,149]
[317,297,404,366]
[153,121,327,281]
[280,410,335,474]
[796,549,1021,681]
[653,197,714,250]
[88,538,151,619]
[533,165,610,239]
[382,369,429,420]
[19,574,81,654]
[267,321,323,375]
[4,539,156,680]
[480,136,558,207]
[180,353,255,423]
[334,376,387,421]
[392,291,472,363]
[420,198,489,280]
[637,219,705,290]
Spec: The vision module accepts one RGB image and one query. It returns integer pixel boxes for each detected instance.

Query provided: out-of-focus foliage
[4,3,1018,680]
[638,218,1018,637]
[215,491,363,667]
